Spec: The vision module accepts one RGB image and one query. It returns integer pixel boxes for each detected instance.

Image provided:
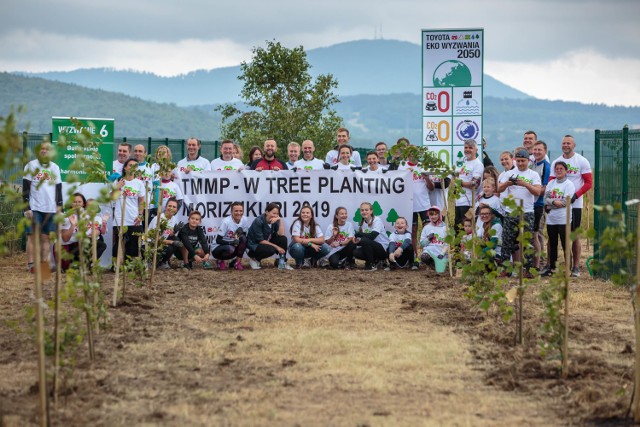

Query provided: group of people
[22,126,591,276]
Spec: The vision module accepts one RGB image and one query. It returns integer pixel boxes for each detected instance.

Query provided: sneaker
[203,261,213,270]
[234,261,244,271]
[411,261,419,270]
[180,262,192,270]
[363,263,377,271]
[158,262,171,270]
[294,263,303,270]
[249,258,261,270]
[539,265,553,277]
[302,259,312,268]
[318,259,329,268]
[283,263,295,271]
[571,267,580,277]
[217,260,227,271]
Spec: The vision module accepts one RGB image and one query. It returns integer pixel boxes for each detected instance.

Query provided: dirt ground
[0,252,636,426]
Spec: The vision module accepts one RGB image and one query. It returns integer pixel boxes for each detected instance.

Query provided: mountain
[4,72,638,166]
[0,72,220,139]
[22,39,530,106]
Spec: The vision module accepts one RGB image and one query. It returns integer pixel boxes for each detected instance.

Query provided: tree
[216,40,343,160]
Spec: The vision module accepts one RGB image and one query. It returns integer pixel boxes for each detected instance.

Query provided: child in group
[178,210,212,269]
[386,217,414,270]
[419,206,448,268]
[353,202,389,271]
[476,205,503,266]
[323,206,356,269]
[156,169,184,212]
[289,205,330,268]
[212,201,251,271]
[476,177,503,219]
[459,217,474,260]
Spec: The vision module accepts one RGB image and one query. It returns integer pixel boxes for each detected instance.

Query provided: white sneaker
[283,263,294,270]
[158,262,170,270]
[302,259,312,268]
[571,267,580,277]
[318,259,329,268]
[249,258,261,270]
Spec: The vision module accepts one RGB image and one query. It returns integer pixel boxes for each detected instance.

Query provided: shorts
[25,210,56,234]
[571,208,582,231]
[412,210,428,226]
[533,205,544,232]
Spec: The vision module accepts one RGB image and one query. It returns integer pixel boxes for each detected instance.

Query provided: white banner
[175,170,414,247]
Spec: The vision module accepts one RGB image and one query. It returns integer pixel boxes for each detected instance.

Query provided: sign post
[422,29,484,168]
[52,117,114,182]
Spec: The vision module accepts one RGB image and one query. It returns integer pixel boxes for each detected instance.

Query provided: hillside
[3,72,638,164]
[0,72,220,139]
[22,39,530,106]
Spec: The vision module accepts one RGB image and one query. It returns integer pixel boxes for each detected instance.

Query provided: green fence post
[623,126,629,219]
[594,129,600,262]
[214,140,219,159]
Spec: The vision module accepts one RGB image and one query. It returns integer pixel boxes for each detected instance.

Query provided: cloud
[486,50,640,107]
[0,30,249,75]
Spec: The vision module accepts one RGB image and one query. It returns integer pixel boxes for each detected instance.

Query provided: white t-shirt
[499,168,541,213]
[455,157,484,207]
[210,157,244,171]
[397,162,430,212]
[112,160,124,176]
[332,163,358,171]
[157,180,184,211]
[420,221,447,258]
[148,213,179,241]
[428,175,449,211]
[113,178,145,226]
[62,212,102,244]
[325,148,362,168]
[24,159,62,213]
[550,152,591,209]
[477,194,504,217]
[135,163,155,207]
[324,222,355,259]
[213,216,252,250]
[293,158,327,171]
[291,221,324,240]
[545,178,576,225]
[362,166,384,174]
[476,221,503,257]
[388,230,412,249]
[176,156,211,173]
[357,217,389,247]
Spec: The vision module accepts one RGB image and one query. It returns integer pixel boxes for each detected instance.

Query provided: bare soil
[0,254,636,426]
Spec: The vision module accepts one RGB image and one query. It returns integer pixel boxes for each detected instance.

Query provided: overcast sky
[1,0,639,106]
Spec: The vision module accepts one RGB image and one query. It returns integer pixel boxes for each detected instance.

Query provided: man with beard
[249,139,288,171]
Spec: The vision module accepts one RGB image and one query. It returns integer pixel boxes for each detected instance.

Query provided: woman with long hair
[60,193,107,270]
[323,206,356,269]
[476,205,503,266]
[353,202,389,271]
[247,146,263,168]
[111,157,146,260]
[288,205,330,268]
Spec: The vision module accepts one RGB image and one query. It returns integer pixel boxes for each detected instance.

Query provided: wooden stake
[149,185,163,287]
[562,196,571,379]
[33,221,49,427]
[112,191,127,307]
[78,243,95,361]
[517,199,524,345]
[442,182,454,278]
[632,210,640,422]
[52,210,62,406]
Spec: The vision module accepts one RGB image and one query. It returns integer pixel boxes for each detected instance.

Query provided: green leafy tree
[216,40,343,160]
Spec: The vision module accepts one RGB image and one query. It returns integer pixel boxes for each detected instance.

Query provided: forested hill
[3,72,638,164]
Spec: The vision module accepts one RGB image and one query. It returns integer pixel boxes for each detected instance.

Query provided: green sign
[52,116,114,182]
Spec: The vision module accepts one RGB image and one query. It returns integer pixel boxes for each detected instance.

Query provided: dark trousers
[112,225,143,260]
[328,241,356,268]
[547,224,567,270]
[502,212,535,270]
[248,235,288,261]
[60,236,107,271]
[353,237,387,264]
[388,244,415,268]
[212,236,248,260]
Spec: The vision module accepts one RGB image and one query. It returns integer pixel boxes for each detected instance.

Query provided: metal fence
[593,126,640,278]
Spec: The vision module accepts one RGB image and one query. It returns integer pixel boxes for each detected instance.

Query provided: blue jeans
[289,242,330,265]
